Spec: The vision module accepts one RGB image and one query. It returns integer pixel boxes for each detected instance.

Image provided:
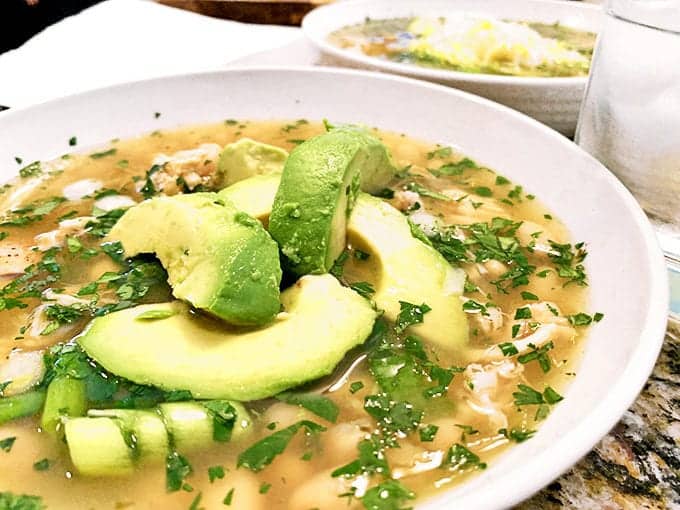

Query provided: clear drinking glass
[576,0,680,273]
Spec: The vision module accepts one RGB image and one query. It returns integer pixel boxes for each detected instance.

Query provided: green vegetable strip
[0,391,46,425]
[41,376,87,435]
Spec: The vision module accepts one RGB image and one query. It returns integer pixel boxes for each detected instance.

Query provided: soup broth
[0,121,594,509]
[329,17,597,77]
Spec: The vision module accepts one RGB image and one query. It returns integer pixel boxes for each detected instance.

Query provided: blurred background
[3,0,600,54]
[2,0,332,53]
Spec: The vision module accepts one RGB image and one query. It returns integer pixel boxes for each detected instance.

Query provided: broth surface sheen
[0,120,595,509]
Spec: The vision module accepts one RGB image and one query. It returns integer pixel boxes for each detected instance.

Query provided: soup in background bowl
[302,0,604,136]
[0,68,668,510]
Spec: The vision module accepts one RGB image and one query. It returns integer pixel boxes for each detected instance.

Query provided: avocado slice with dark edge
[268,126,396,276]
[220,175,468,350]
[108,192,281,326]
[77,274,377,401]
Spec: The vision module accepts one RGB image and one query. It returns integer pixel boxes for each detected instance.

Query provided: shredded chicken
[22,290,91,342]
[471,302,576,363]
[0,244,40,277]
[465,301,504,336]
[145,143,222,196]
[0,349,44,396]
[94,194,137,212]
[392,190,422,211]
[463,359,524,430]
[34,216,93,251]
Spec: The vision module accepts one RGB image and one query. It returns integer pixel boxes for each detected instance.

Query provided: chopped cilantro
[140,164,162,199]
[462,300,488,316]
[40,303,86,336]
[1,196,66,227]
[19,161,42,178]
[512,384,544,406]
[495,175,511,185]
[225,119,238,126]
[207,465,225,483]
[353,249,370,260]
[349,281,375,299]
[276,392,339,423]
[513,384,563,419]
[32,458,50,471]
[258,482,271,494]
[498,342,519,356]
[548,241,588,286]
[429,157,478,177]
[511,323,521,338]
[223,488,235,506]
[0,493,45,510]
[517,341,554,372]
[543,386,564,404]
[426,146,452,159]
[568,313,598,326]
[166,451,193,492]
[329,250,349,279]
[419,424,438,442]
[406,218,432,247]
[333,438,390,477]
[593,312,604,322]
[544,214,553,220]
[116,159,129,169]
[89,148,117,159]
[405,182,451,201]
[364,393,423,435]
[349,381,364,394]
[454,424,478,440]
[85,208,126,237]
[68,136,77,146]
[514,307,532,320]
[0,232,7,241]
[473,186,493,197]
[508,185,524,201]
[0,437,16,452]
[395,301,431,333]
[499,427,536,443]
[237,420,326,472]
[521,291,539,301]
[442,444,486,471]
[188,492,203,510]
[154,112,161,119]
[361,479,415,510]
[202,401,237,442]
[66,236,83,253]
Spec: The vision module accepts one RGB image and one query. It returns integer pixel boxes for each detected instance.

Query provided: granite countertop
[518,318,680,510]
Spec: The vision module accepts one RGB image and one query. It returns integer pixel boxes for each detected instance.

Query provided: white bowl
[302,0,604,136]
[0,68,668,509]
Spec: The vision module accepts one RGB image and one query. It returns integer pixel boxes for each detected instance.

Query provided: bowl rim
[0,66,669,509]
[302,0,602,87]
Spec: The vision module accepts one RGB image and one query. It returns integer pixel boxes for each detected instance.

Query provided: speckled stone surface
[518,319,680,510]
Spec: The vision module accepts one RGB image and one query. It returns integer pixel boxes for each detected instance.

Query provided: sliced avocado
[217,138,288,187]
[345,194,468,349]
[268,127,397,276]
[218,172,281,226]
[214,176,466,349]
[77,274,377,401]
[107,193,281,326]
